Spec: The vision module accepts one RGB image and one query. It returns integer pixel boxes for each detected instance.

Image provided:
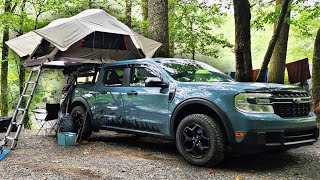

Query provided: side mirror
[145,77,168,88]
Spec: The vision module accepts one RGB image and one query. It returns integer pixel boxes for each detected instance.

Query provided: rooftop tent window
[81,32,127,50]
[32,40,53,58]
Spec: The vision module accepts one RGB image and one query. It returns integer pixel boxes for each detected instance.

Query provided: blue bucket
[58,132,77,146]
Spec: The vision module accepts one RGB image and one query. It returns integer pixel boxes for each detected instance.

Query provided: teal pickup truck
[64,58,319,166]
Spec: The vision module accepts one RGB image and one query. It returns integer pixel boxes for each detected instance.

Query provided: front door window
[130,67,159,87]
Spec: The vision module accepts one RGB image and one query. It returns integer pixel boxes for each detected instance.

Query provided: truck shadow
[88,133,179,157]
[219,152,299,171]
[88,132,305,172]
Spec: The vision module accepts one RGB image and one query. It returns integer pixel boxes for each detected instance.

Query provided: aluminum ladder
[0,65,42,150]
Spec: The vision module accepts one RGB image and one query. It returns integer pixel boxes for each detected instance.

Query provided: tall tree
[168,0,175,57]
[312,28,320,117]
[268,0,291,84]
[1,0,12,116]
[142,0,148,21]
[256,0,290,82]
[141,0,148,35]
[18,0,27,97]
[148,0,169,57]
[88,0,92,9]
[172,0,232,59]
[233,0,253,82]
[125,0,132,28]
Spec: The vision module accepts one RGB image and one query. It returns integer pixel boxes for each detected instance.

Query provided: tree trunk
[19,0,29,128]
[256,0,290,82]
[267,0,291,84]
[190,22,195,60]
[233,0,253,82]
[168,1,174,58]
[125,0,132,28]
[88,0,92,8]
[142,0,148,21]
[19,0,27,96]
[148,0,169,57]
[312,28,320,117]
[1,0,11,116]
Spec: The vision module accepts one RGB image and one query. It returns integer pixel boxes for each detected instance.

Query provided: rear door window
[103,68,125,87]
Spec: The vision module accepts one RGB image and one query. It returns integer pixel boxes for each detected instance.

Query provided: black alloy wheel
[181,123,210,159]
[176,114,225,167]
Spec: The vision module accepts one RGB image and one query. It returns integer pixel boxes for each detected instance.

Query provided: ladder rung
[11,122,21,126]
[4,65,42,150]
[32,66,41,71]
[6,137,17,141]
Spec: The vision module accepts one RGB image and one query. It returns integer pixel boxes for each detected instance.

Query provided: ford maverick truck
[64,58,319,166]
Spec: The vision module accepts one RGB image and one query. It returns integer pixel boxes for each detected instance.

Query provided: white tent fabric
[132,32,162,58]
[6,31,42,57]
[6,9,161,58]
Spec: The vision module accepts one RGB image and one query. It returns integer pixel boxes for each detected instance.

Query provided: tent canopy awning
[6,9,162,67]
[6,31,42,57]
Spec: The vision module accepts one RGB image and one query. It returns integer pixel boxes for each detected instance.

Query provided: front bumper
[231,126,319,154]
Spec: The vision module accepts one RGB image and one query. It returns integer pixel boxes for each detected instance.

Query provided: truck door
[91,66,129,128]
[123,64,170,135]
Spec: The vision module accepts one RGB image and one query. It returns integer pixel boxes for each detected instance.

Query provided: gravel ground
[1,130,320,180]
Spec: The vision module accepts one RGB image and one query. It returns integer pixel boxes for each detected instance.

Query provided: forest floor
[1,129,320,180]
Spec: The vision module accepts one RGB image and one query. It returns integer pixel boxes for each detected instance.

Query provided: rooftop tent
[6,9,162,67]
[6,31,42,57]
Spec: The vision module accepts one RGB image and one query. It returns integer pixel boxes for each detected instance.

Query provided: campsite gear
[57,132,77,146]
[34,103,60,135]
[230,69,268,82]
[286,58,311,84]
[0,66,42,150]
[5,9,162,67]
[252,68,268,82]
[57,115,76,133]
[0,146,10,161]
[0,117,17,133]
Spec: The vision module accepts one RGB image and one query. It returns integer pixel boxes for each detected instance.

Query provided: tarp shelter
[6,9,162,67]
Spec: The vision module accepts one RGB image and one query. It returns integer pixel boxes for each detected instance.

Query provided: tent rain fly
[6,9,162,67]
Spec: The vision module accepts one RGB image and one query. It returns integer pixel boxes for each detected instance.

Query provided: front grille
[271,92,312,118]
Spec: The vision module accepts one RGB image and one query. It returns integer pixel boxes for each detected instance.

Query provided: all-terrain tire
[176,114,225,167]
[71,105,92,140]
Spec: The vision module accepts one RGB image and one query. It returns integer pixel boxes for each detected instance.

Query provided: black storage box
[0,117,17,133]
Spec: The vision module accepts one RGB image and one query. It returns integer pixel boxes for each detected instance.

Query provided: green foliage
[169,0,232,59]
[250,0,320,64]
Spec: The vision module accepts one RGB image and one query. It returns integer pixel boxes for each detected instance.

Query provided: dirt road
[1,130,320,179]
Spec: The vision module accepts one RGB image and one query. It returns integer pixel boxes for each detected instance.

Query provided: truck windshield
[156,59,234,82]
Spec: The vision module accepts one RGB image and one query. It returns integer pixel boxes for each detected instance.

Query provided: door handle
[99,91,108,94]
[127,91,138,96]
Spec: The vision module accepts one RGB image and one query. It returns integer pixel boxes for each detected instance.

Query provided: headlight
[235,93,274,113]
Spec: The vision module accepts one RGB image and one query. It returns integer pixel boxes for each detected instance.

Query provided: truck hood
[176,82,303,94]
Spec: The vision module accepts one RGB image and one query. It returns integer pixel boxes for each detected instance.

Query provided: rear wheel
[71,105,92,140]
[176,114,225,167]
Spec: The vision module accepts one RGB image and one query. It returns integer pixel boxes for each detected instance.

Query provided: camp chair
[33,103,60,135]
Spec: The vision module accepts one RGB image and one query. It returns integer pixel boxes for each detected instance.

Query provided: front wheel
[176,114,225,167]
[71,105,92,140]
